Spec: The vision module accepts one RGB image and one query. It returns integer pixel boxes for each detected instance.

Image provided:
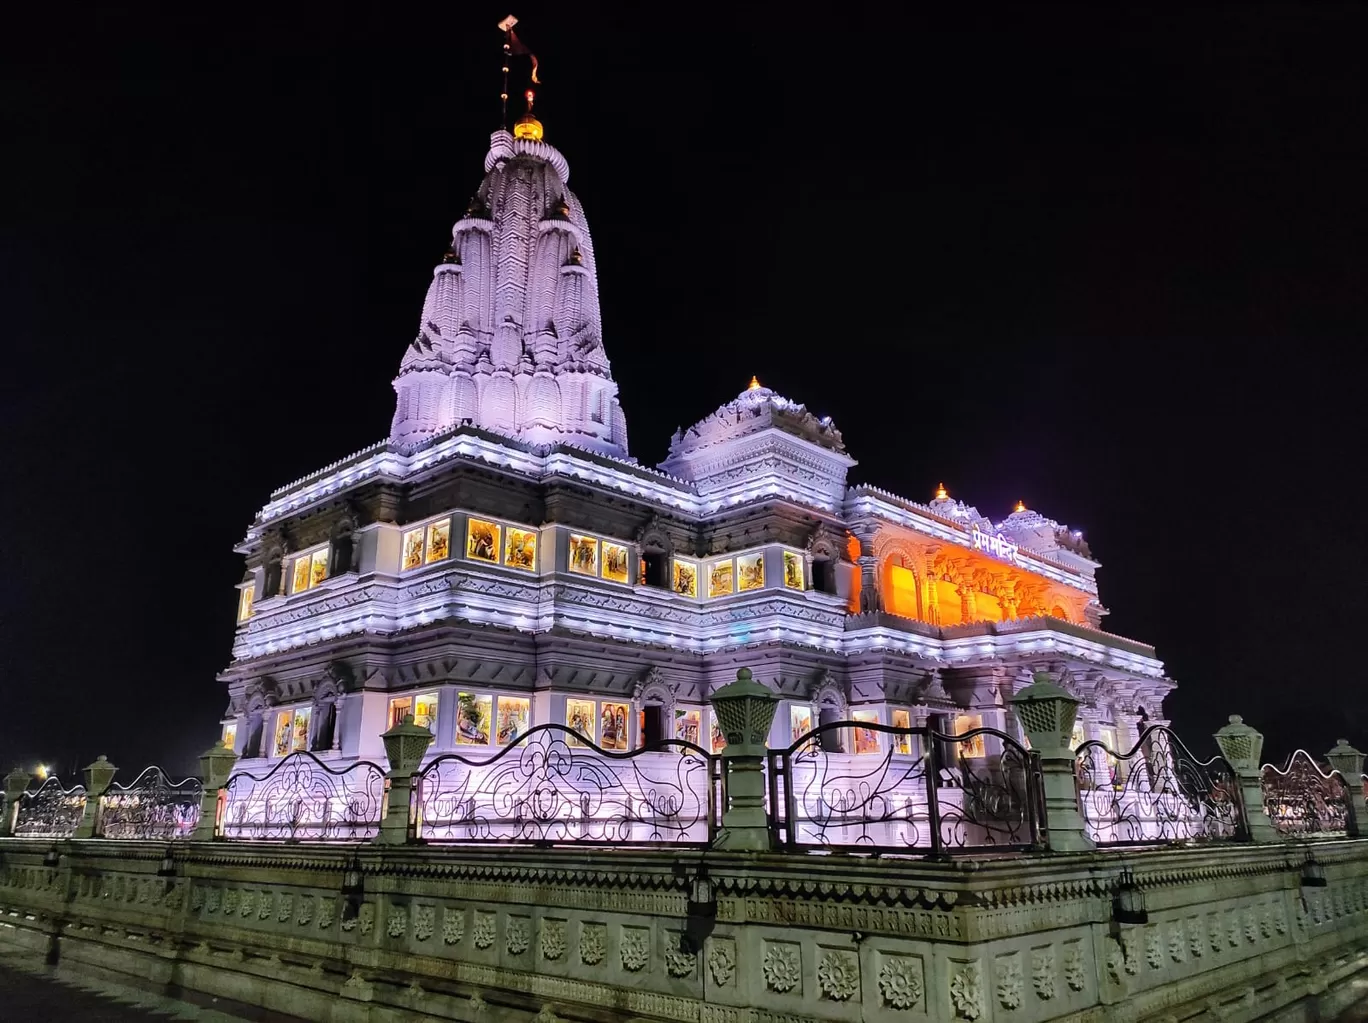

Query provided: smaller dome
[514,113,544,141]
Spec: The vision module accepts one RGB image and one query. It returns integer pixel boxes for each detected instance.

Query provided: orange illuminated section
[868,529,1089,627]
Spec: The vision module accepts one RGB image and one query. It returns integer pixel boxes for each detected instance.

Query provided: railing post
[1213,715,1279,842]
[1010,674,1094,852]
[1,768,32,836]
[72,756,117,839]
[923,730,944,857]
[1325,739,1367,838]
[375,715,433,845]
[709,668,780,851]
[192,743,238,841]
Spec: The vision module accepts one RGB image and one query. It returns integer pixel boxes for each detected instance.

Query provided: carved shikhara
[1,843,1368,1023]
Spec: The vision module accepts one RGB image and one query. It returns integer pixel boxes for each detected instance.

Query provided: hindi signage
[972,526,1020,565]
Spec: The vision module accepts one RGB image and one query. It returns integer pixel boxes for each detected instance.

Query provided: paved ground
[0,952,282,1022]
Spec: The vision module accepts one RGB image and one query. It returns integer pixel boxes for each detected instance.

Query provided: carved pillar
[853,529,881,613]
[374,715,433,845]
[709,669,780,851]
[924,554,940,624]
[1213,715,1277,843]
[960,582,977,623]
[73,755,118,839]
[1325,740,1366,838]
[1,768,32,837]
[1011,676,1094,852]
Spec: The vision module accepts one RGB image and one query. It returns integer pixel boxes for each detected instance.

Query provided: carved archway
[633,667,677,745]
[635,517,673,589]
[311,678,342,753]
[805,524,845,595]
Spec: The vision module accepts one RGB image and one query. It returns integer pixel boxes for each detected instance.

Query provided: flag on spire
[498,15,540,84]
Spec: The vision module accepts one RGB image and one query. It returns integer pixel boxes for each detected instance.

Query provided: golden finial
[747,375,762,391]
[1014,499,1027,513]
[934,482,948,500]
[513,88,544,140]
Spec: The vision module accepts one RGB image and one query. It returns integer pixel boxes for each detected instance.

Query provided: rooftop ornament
[747,375,762,391]
[934,482,949,500]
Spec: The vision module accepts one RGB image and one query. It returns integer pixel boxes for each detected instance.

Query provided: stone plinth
[709,668,779,851]
[1326,739,1367,838]
[73,755,117,839]
[1214,715,1280,843]
[1011,673,1094,852]
[375,714,432,845]
[192,743,238,841]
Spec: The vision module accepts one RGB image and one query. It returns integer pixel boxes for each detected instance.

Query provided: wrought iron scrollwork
[414,724,716,846]
[98,767,203,840]
[13,778,87,838]
[930,728,1044,851]
[221,752,385,841]
[1260,750,1350,838]
[767,720,1044,854]
[1076,725,1246,845]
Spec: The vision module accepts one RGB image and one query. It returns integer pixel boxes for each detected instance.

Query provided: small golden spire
[513,88,544,140]
[747,375,761,391]
[934,482,948,500]
[1014,499,1027,513]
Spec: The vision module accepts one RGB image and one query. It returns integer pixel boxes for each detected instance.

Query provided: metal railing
[413,724,720,846]
[97,766,203,840]
[220,751,386,841]
[767,721,1045,854]
[1260,750,1351,838]
[12,777,87,839]
[1075,726,1246,845]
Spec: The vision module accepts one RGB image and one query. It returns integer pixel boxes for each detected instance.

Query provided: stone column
[853,530,882,614]
[1213,715,1279,843]
[1011,674,1094,852]
[191,744,239,841]
[1325,739,1367,838]
[709,668,780,851]
[1,768,32,837]
[374,715,433,845]
[72,756,118,839]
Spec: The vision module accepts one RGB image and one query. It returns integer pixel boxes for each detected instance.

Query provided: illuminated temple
[217,100,1174,771]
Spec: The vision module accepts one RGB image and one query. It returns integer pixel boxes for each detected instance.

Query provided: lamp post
[1212,715,1277,843]
[192,743,239,841]
[1324,739,1366,838]
[375,715,433,845]
[73,755,118,839]
[708,668,779,851]
[1010,673,1094,852]
[1,768,32,837]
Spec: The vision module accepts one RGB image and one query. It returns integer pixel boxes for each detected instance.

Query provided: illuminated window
[674,707,701,745]
[736,553,765,592]
[505,528,537,571]
[708,559,734,598]
[402,528,425,570]
[412,691,439,731]
[707,709,727,754]
[566,699,596,746]
[782,551,804,590]
[1070,720,1087,750]
[952,714,986,759]
[600,701,629,751]
[221,722,237,751]
[601,542,629,584]
[851,710,880,755]
[568,535,598,576]
[388,696,413,729]
[466,519,500,563]
[495,696,530,745]
[456,692,491,745]
[672,558,698,597]
[789,704,813,746]
[290,546,330,594]
[292,706,311,752]
[272,712,293,757]
[891,709,912,755]
[237,584,255,621]
[425,521,450,563]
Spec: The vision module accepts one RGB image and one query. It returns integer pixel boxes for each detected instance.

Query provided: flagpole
[497,14,518,128]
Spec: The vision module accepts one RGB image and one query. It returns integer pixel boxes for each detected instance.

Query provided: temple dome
[389,129,628,459]
[663,378,847,464]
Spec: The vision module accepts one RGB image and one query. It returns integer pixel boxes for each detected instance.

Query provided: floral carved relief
[1063,945,1086,992]
[507,917,529,955]
[996,955,1024,1010]
[358,903,374,935]
[1169,925,1185,963]
[621,928,649,972]
[1145,930,1164,970]
[413,905,434,941]
[443,908,465,946]
[579,924,605,965]
[1209,916,1223,953]
[949,961,985,1021]
[1031,948,1055,1000]
[878,956,924,1010]
[541,920,567,962]
[296,896,313,927]
[816,951,859,1001]
[205,888,220,914]
[1244,910,1258,943]
[258,892,272,920]
[472,912,495,949]
[278,893,293,923]
[762,942,801,993]
[664,940,697,979]
[1188,918,1203,957]
[317,898,335,930]
[388,907,407,938]
[707,940,736,987]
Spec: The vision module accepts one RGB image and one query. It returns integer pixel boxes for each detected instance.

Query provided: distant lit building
[218,106,1172,769]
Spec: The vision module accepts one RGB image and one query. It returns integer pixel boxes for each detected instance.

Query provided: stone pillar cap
[1329,738,1364,755]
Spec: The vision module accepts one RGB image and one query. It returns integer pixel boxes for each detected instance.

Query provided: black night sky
[3,5,1365,778]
